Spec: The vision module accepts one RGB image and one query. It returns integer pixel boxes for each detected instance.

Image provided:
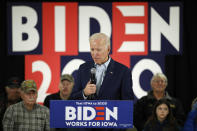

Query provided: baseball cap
[6,77,21,88]
[61,74,74,83]
[21,80,37,93]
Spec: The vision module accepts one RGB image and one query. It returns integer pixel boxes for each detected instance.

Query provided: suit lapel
[98,59,115,96]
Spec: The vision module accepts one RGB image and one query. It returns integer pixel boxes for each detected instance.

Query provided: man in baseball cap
[0,77,22,130]
[6,77,21,88]
[20,80,37,93]
[61,74,74,82]
[5,77,22,101]
[44,74,74,108]
[20,80,38,109]
[3,79,50,131]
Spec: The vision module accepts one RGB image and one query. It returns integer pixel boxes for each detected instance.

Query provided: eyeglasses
[153,80,166,84]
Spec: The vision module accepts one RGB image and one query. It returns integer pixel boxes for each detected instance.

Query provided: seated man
[134,73,185,131]
[44,74,74,108]
[44,74,75,131]
[0,77,22,130]
[3,80,50,131]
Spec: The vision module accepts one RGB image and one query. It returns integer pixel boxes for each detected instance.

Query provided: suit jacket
[71,58,134,100]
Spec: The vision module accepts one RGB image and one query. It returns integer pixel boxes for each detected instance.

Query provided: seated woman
[144,99,180,131]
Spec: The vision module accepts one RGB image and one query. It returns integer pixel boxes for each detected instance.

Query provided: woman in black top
[144,99,180,131]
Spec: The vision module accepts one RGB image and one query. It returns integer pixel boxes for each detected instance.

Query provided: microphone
[89,68,96,99]
[90,68,96,84]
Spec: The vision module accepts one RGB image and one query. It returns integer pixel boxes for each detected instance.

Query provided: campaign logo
[65,106,118,127]
[50,100,133,128]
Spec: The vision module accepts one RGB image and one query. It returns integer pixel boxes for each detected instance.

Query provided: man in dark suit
[71,33,134,100]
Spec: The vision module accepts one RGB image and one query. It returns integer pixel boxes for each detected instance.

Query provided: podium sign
[50,100,133,128]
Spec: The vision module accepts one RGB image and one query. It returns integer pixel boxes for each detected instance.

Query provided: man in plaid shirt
[3,80,51,131]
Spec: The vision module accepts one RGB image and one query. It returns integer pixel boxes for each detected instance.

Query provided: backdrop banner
[6,2,183,104]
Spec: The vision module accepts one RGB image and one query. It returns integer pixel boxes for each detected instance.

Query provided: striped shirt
[3,101,50,131]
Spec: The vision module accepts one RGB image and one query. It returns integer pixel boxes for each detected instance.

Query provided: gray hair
[89,33,110,48]
[151,73,168,85]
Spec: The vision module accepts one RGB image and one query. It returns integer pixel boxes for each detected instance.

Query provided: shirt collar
[22,101,37,111]
[147,90,172,100]
[95,56,111,69]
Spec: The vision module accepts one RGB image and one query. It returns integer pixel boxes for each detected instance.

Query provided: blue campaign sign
[50,100,133,128]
